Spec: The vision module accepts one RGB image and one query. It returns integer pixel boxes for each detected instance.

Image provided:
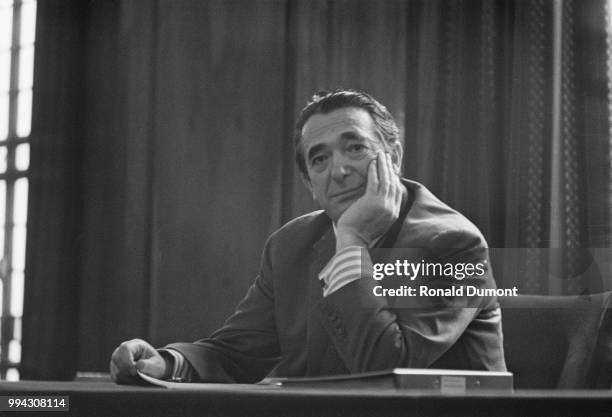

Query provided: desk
[0,380,611,417]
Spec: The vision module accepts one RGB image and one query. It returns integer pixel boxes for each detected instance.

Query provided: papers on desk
[138,369,513,393]
[136,371,279,391]
[136,371,178,388]
[261,369,514,393]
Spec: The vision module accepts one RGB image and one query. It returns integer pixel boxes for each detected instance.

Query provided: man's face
[300,107,399,222]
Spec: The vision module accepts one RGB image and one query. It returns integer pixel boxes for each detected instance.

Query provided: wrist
[158,351,174,380]
[336,229,369,251]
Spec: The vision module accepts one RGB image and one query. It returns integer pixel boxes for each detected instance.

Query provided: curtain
[398,0,611,294]
[21,0,612,379]
[20,0,85,380]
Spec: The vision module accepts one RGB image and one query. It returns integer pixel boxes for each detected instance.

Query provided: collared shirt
[318,241,376,297]
[317,220,387,297]
[158,348,193,382]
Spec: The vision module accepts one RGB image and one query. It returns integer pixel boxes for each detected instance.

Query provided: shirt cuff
[318,246,373,297]
[158,348,193,382]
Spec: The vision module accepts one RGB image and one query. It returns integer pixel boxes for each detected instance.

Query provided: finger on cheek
[377,152,384,181]
[388,153,397,180]
[368,159,379,192]
[391,153,400,175]
[380,152,391,190]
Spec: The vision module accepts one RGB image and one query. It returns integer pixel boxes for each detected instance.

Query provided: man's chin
[325,201,354,223]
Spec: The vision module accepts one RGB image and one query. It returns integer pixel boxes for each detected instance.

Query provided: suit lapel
[304,221,336,375]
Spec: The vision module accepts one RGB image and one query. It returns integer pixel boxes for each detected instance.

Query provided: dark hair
[294,89,400,178]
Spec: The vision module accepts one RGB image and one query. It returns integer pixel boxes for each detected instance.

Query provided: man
[111,90,506,384]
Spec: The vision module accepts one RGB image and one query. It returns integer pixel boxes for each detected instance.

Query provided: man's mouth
[329,186,364,200]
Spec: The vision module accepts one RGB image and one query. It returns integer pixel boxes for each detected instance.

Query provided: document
[137,369,513,392]
[136,371,280,391]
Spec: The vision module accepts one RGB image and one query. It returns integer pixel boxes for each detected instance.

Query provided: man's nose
[330,154,351,181]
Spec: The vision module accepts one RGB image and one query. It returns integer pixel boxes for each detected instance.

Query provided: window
[0,0,36,381]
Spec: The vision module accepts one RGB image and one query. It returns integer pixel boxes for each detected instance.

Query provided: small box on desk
[260,369,513,393]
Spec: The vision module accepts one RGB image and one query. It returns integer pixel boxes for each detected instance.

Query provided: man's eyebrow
[339,131,364,141]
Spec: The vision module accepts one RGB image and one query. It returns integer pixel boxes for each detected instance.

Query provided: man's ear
[301,174,316,200]
[390,141,403,175]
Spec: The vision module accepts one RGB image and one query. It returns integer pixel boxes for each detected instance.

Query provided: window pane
[6,368,19,381]
[0,1,13,50]
[10,270,23,316]
[0,147,6,173]
[0,50,10,93]
[15,143,28,171]
[8,339,20,363]
[16,89,31,137]
[0,94,7,140]
[19,0,35,46]
[18,45,34,90]
[13,177,27,225]
[11,226,25,271]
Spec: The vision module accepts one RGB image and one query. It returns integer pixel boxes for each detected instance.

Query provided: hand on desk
[110,339,168,384]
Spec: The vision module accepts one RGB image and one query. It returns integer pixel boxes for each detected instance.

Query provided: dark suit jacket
[167,179,507,382]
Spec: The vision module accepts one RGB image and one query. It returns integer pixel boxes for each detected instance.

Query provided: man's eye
[310,155,327,166]
[347,144,367,153]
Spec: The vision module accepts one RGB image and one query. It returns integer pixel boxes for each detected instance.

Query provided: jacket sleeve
[165,238,281,383]
[313,229,499,372]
